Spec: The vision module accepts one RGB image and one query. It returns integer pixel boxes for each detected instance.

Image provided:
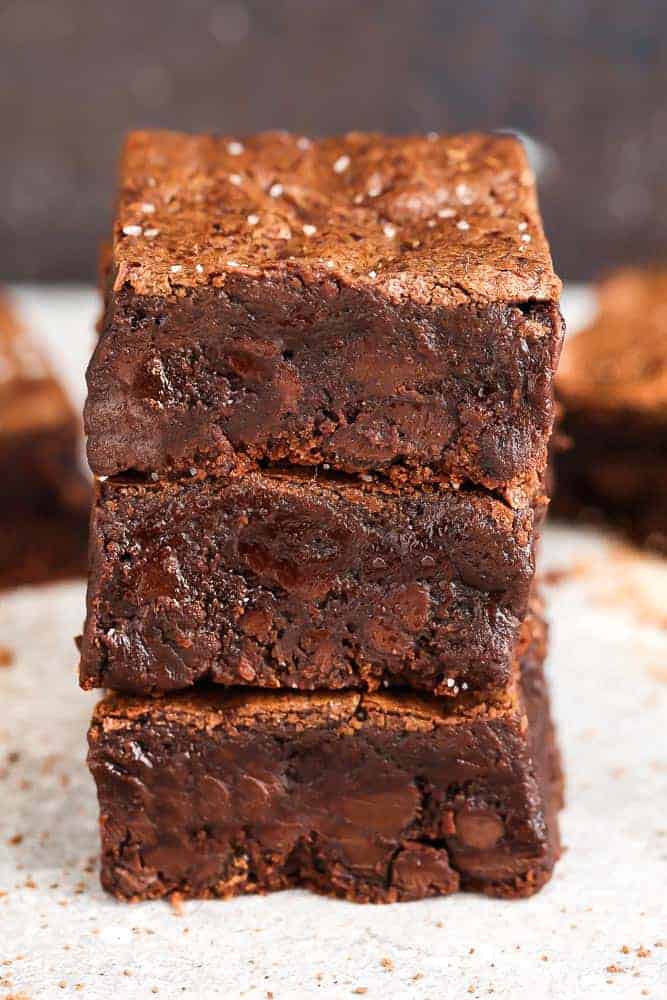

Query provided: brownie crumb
[169,892,184,915]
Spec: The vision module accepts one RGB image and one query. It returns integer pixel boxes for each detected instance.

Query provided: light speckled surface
[0,288,665,999]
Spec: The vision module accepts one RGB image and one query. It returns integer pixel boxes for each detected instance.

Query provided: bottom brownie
[88,616,561,903]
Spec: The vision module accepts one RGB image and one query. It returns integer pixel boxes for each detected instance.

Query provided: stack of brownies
[82,130,564,903]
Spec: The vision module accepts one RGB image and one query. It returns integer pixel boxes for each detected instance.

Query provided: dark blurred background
[2,0,666,282]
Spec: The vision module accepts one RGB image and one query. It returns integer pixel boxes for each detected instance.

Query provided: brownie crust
[86,130,562,499]
[80,470,541,697]
[555,268,667,551]
[88,614,561,904]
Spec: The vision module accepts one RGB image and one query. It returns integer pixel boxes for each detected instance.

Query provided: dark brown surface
[0,292,89,588]
[85,130,563,500]
[0,508,89,590]
[88,613,562,903]
[554,268,667,552]
[80,469,542,697]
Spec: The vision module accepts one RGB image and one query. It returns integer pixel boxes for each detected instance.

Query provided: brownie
[0,291,89,587]
[555,268,667,552]
[88,612,561,903]
[79,467,543,697]
[85,130,563,504]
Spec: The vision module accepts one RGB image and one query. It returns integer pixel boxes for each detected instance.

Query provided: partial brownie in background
[88,612,561,903]
[80,469,543,698]
[85,130,562,505]
[0,291,89,587]
[555,268,667,553]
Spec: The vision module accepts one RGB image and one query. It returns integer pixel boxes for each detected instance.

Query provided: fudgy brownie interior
[80,469,541,697]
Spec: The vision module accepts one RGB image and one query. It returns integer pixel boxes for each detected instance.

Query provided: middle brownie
[80,470,539,697]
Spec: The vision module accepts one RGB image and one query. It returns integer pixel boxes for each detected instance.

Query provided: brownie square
[88,612,561,903]
[555,268,667,552]
[80,469,543,697]
[0,292,89,587]
[85,130,562,504]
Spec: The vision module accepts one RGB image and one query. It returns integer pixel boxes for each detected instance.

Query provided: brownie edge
[87,614,561,904]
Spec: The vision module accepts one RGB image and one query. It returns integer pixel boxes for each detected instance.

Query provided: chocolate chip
[392,843,459,898]
[455,809,505,849]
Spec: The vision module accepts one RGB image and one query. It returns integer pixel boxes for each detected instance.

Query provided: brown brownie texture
[0,291,89,587]
[80,468,543,697]
[85,130,563,503]
[88,612,561,904]
[554,268,667,553]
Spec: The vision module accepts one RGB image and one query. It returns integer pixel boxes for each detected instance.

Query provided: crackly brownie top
[110,129,561,308]
[559,268,667,413]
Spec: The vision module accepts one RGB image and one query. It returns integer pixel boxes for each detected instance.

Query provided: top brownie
[86,130,563,499]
